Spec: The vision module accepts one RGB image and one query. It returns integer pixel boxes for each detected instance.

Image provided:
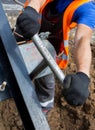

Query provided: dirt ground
[47,36,95,130]
[0,14,95,130]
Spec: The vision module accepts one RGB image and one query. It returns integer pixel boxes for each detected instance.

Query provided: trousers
[34,73,55,109]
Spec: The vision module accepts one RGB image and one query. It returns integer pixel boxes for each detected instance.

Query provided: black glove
[16,6,41,39]
[62,72,90,106]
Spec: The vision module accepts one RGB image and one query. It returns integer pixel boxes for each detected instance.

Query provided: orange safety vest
[24,0,89,69]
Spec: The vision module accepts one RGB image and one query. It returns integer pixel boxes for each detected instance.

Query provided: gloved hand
[62,72,90,106]
[16,6,41,40]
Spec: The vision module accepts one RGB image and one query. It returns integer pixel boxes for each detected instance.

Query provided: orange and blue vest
[24,0,90,69]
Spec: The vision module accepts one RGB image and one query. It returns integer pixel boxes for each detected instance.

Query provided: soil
[0,14,95,130]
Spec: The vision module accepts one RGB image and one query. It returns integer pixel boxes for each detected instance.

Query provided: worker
[14,0,95,115]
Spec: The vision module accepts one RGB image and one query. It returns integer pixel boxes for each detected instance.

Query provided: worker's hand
[16,6,41,40]
[62,72,90,106]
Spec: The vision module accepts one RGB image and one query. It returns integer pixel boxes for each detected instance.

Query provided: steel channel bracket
[0,1,50,130]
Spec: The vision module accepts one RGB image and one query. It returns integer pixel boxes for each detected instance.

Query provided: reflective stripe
[62,54,69,60]
[63,40,68,47]
[40,98,54,107]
